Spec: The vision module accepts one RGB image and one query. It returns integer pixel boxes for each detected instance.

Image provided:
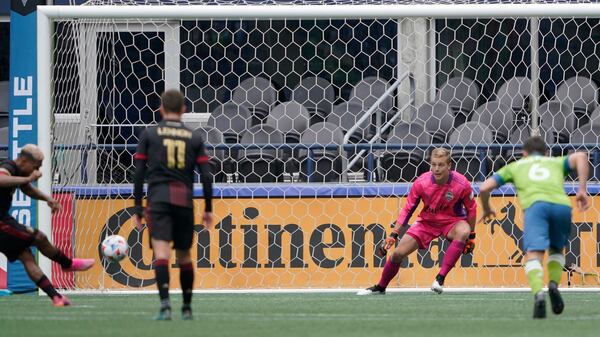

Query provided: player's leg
[433,220,470,293]
[176,249,194,320]
[357,227,422,295]
[18,249,70,307]
[173,206,195,320]
[148,204,174,320]
[546,204,572,315]
[31,228,94,272]
[523,202,551,319]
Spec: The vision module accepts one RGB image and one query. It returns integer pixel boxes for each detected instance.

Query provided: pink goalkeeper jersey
[396,171,477,226]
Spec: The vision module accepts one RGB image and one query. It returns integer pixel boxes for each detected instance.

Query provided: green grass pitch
[1,292,599,337]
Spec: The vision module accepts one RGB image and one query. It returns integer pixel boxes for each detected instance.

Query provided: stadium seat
[291,76,335,125]
[349,76,394,117]
[448,121,493,181]
[237,124,285,183]
[555,76,598,127]
[0,127,8,160]
[266,101,311,173]
[471,101,514,143]
[496,76,532,113]
[539,100,574,143]
[298,122,346,182]
[195,125,226,183]
[328,101,372,144]
[414,101,454,143]
[231,77,278,125]
[207,102,252,143]
[378,122,430,182]
[437,76,480,127]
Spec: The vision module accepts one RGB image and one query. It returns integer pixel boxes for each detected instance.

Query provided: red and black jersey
[133,119,212,212]
[0,160,21,216]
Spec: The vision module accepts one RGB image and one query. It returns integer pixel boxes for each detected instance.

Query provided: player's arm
[568,152,590,211]
[479,163,512,223]
[0,168,39,188]
[462,184,477,254]
[20,183,62,214]
[379,181,422,255]
[195,140,214,229]
[133,132,149,228]
[478,177,498,223]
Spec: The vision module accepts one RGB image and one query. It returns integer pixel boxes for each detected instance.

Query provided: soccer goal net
[38,1,600,292]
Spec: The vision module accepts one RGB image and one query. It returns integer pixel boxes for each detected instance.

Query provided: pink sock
[439,240,466,277]
[377,259,401,288]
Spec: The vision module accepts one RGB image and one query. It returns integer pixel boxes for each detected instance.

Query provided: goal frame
[37,3,600,291]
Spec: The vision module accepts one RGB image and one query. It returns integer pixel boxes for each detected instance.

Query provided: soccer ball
[101,235,129,262]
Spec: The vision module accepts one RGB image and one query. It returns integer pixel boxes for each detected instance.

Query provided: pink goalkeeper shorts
[405,220,461,249]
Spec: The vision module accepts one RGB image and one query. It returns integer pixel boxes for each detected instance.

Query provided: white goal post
[37,3,600,292]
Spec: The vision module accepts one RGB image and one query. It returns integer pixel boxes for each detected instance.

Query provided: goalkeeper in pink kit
[358,148,477,295]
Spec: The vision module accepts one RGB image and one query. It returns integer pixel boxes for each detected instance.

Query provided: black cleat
[181,305,193,320]
[154,306,172,321]
[357,285,386,296]
[533,291,546,319]
[548,281,564,315]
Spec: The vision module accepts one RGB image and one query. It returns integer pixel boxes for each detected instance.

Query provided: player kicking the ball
[0,144,94,306]
[357,148,476,295]
[479,136,590,319]
[134,90,214,321]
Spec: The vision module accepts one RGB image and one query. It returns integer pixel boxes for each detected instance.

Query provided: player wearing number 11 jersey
[479,136,590,319]
[133,90,214,320]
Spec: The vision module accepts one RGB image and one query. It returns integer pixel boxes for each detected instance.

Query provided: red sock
[377,259,401,289]
[439,240,466,277]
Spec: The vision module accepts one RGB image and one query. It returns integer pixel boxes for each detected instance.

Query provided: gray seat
[349,76,393,116]
[0,127,8,160]
[587,106,600,127]
[266,101,310,143]
[231,77,278,124]
[299,122,346,182]
[0,81,8,114]
[471,101,514,143]
[496,76,532,112]
[207,102,251,143]
[237,124,284,183]
[379,122,431,182]
[291,77,335,124]
[437,76,480,126]
[448,121,493,181]
[569,125,598,180]
[195,126,226,182]
[539,101,574,143]
[328,101,371,143]
[415,101,454,143]
[555,76,598,126]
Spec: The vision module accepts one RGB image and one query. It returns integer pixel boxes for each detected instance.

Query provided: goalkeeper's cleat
[52,295,71,307]
[533,291,546,319]
[431,279,444,294]
[181,305,193,320]
[154,306,172,321]
[356,285,386,296]
[548,281,564,315]
[63,258,95,272]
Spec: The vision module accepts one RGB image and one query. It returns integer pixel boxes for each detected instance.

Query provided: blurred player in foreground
[357,148,476,295]
[479,136,590,318]
[0,144,94,306]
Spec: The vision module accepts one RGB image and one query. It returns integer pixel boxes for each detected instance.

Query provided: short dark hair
[161,89,185,113]
[523,136,547,155]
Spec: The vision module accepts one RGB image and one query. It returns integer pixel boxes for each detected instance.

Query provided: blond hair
[431,148,451,164]
[18,144,44,163]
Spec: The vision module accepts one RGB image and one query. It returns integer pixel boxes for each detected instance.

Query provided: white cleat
[356,285,386,296]
[431,280,444,294]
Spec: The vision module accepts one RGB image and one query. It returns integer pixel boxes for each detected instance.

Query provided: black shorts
[0,216,36,262]
[146,203,195,250]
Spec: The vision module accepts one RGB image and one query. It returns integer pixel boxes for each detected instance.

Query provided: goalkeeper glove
[463,232,476,254]
[377,232,399,257]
